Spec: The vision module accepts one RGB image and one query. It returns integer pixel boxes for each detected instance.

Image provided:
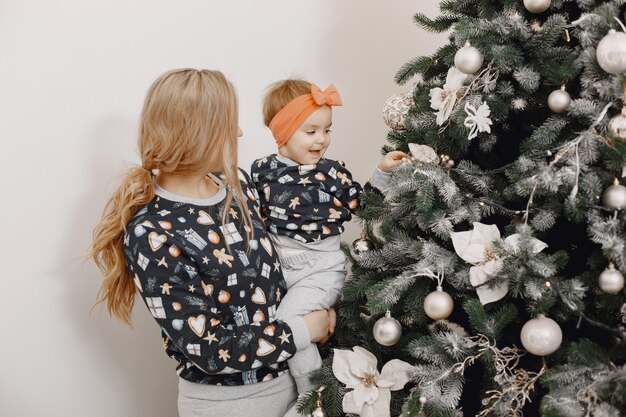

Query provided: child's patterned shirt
[250,155,363,244]
[123,170,299,386]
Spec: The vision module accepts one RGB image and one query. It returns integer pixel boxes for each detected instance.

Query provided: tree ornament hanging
[312,387,328,417]
[599,263,625,294]
[451,222,547,305]
[596,29,626,75]
[373,311,402,346]
[520,315,563,356]
[351,232,376,257]
[547,86,571,113]
[439,154,455,169]
[332,346,412,417]
[382,92,414,130]
[608,108,626,143]
[408,143,440,164]
[602,179,626,210]
[454,41,483,74]
[424,286,454,320]
[523,0,551,14]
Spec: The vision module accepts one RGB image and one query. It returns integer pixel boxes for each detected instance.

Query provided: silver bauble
[423,287,454,320]
[599,263,625,294]
[596,29,626,75]
[520,315,562,356]
[351,235,375,256]
[454,42,484,74]
[523,0,551,13]
[608,109,626,142]
[382,92,414,130]
[373,311,402,346]
[312,406,327,417]
[547,88,571,113]
[602,179,626,210]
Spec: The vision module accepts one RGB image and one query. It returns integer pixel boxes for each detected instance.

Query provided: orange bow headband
[269,83,343,147]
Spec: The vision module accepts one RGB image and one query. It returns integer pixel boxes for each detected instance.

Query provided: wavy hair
[90,69,252,324]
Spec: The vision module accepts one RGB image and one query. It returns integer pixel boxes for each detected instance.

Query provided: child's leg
[274,250,347,394]
[274,281,325,393]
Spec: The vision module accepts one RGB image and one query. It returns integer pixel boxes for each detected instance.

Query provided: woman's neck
[156,172,220,199]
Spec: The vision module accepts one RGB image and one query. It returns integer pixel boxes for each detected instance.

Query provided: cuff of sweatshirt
[285,316,311,350]
[368,165,392,194]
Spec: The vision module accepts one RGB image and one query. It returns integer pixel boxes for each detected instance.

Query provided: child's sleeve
[330,161,393,214]
[124,225,298,374]
[328,161,365,213]
[367,165,392,194]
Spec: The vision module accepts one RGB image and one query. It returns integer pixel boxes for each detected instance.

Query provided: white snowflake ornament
[463,101,492,140]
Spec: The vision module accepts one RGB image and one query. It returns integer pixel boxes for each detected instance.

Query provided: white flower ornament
[463,101,493,140]
[451,223,548,305]
[429,67,467,126]
[332,346,413,417]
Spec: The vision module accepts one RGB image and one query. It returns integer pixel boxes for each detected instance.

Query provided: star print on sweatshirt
[123,169,302,386]
[251,154,373,244]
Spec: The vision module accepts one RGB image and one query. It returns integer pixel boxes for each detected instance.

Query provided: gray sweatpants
[273,249,347,394]
[178,372,298,417]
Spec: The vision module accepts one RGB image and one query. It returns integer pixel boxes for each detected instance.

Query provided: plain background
[0,1,445,416]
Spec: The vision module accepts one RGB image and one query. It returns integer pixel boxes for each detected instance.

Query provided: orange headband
[269,83,343,147]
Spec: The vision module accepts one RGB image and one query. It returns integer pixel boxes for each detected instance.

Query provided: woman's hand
[378,150,408,173]
[319,308,336,345]
[303,309,331,343]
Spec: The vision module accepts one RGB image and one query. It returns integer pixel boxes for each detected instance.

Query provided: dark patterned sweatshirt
[250,154,365,244]
[123,170,308,386]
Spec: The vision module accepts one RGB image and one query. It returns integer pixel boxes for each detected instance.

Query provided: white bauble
[596,29,626,75]
[599,264,625,294]
[602,179,626,210]
[547,88,571,113]
[382,92,414,130]
[423,287,454,320]
[454,42,484,74]
[350,236,375,257]
[312,405,327,417]
[373,311,402,346]
[608,109,626,142]
[520,315,562,356]
[523,0,551,13]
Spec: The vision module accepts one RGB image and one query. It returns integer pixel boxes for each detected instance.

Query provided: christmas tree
[299,1,626,417]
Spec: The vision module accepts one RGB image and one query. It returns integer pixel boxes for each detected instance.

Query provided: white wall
[0,1,445,416]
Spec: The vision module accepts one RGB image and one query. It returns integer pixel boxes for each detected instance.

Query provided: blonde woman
[91,68,331,417]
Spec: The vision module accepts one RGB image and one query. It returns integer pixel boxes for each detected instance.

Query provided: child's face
[279,106,332,165]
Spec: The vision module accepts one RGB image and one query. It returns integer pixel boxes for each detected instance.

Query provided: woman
[90,68,331,417]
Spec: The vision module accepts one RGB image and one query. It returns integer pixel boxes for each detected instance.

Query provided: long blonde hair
[90,68,253,325]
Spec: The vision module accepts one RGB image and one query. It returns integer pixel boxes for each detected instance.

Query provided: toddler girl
[250,79,406,395]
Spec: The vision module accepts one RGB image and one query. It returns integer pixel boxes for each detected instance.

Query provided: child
[250,79,406,394]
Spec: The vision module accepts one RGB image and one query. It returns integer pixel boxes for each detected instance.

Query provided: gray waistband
[279,248,345,267]
[178,371,293,400]
[270,234,341,252]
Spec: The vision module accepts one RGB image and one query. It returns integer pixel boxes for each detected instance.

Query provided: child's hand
[378,150,409,173]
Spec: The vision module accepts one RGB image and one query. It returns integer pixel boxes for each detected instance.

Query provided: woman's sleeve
[124,226,297,374]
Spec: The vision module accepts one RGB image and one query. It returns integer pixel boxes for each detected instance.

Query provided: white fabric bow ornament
[463,101,492,140]
[429,67,467,126]
[451,223,548,305]
[332,346,413,417]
